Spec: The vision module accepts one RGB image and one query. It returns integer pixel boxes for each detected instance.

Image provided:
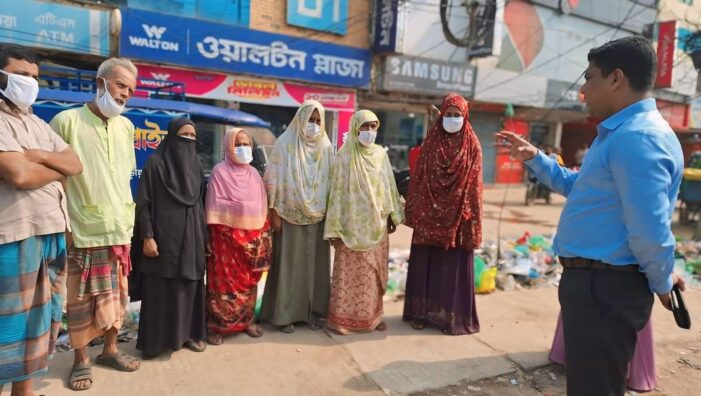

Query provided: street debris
[490,232,561,291]
[672,239,701,287]
[382,232,562,299]
[678,357,701,371]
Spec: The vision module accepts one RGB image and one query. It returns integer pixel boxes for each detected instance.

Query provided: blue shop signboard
[120,9,371,88]
[286,0,349,36]
[372,0,399,54]
[0,0,110,56]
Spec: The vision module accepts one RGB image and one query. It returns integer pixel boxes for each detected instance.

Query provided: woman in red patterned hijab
[403,92,483,335]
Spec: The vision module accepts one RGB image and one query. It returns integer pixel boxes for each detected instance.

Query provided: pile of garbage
[386,249,409,299]
[490,232,561,292]
[381,232,562,299]
[672,239,701,287]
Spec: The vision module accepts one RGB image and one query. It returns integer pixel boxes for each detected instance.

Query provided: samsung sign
[381,55,475,97]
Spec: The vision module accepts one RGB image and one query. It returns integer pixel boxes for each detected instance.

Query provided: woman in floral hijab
[403,92,482,335]
[260,100,334,334]
[324,110,404,334]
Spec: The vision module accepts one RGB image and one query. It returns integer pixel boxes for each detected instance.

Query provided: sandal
[206,332,223,345]
[95,351,140,372]
[141,352,158,360]
[376,321,388,332]
[245,324,264,338]
[280,324,295,334]
[411,320,426,330]
[308,318,323,331]
[184,339,207,352]
[68,362,93,391]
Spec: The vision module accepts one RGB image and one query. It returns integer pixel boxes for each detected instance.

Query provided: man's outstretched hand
[495,131,539,162]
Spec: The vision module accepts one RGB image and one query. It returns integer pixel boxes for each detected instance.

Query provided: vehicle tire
[680,202,689,223]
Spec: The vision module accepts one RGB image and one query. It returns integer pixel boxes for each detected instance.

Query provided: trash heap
[386,249,410,299]
[491,232,561,292]
[382,232,562,298]
[672,239,701,287]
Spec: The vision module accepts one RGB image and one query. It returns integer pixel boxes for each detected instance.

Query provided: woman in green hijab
[324,110,404,334]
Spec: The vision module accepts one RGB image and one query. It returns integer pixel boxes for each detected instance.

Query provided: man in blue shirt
[498,36,686,396]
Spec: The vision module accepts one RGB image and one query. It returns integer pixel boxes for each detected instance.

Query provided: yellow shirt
[50,105,136,248]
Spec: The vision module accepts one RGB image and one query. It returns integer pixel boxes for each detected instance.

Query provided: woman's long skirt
[402,244,480,335]
[136,275,206,356]
[260,220,330,326]
[326,233,389,334]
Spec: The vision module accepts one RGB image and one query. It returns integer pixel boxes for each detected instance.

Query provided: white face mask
[0,70,39,110]
[234,146,253,164]
[305,122,321,138]
[358,129,377,147]
[442,116,464,133]
[96,77,125,118]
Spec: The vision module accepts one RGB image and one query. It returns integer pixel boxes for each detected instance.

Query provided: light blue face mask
[306,122,321,138]
[95,77,125,118]
[442,116,464,133]
[358,129,377,146]
[234,146,253,164]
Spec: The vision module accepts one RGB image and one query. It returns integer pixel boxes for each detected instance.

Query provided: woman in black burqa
[131,118,208,358]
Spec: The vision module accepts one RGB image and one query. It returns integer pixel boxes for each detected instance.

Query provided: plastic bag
[474,255,486,288]
[476,267,497,294]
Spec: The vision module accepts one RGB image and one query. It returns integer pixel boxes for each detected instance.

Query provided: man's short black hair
[587,35,656,92]
[0,43,39,69]
[416,138,423,146]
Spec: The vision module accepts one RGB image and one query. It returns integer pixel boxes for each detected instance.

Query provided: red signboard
[135,64,357,146]
[655,21,677,89]
[496,119,529,184]
[135,64,356,111]
[657,99,689,130]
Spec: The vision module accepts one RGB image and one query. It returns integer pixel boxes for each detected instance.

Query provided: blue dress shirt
[525,98,683,294]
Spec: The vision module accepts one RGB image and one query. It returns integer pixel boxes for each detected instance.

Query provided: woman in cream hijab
[260,100,334,333]
[324,110,404,334]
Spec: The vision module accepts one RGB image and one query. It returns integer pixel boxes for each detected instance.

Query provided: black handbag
[671,284,691,330]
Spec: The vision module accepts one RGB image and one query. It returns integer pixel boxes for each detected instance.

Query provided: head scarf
[323,110,405,251]
[155,118,204,206]
[405,92,483,250]
[264,100,334,225]
[205,128,268,230]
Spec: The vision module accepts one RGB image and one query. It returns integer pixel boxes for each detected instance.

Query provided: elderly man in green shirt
[50,58,140,391]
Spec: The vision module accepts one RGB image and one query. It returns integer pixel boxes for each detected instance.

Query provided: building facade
[366,0,693,182]
[118,0,372,152]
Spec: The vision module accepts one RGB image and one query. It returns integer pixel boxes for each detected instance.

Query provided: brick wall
[249,0,371,49]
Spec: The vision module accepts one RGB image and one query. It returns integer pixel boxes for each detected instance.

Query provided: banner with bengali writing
[121,9,371,88]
